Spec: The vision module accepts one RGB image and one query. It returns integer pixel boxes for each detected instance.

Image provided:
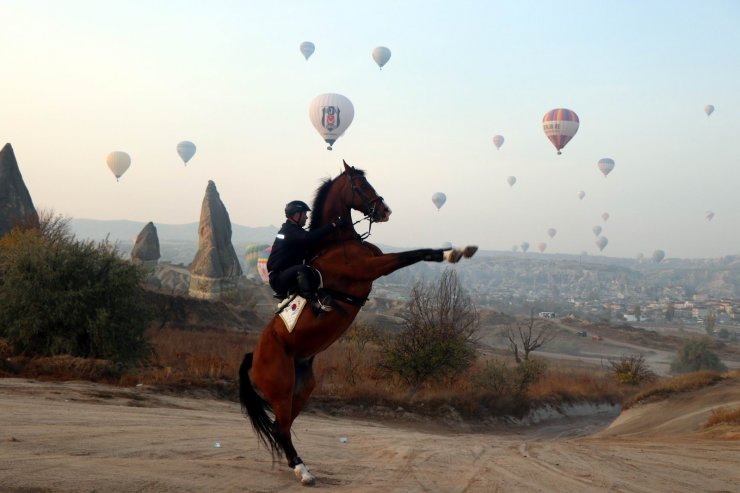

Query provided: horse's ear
[343,160,351,172]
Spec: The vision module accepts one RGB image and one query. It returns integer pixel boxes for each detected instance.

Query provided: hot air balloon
[176,141,196,165]
[245,243,269,268]
[592,225,602,236]
[106,151,131,181]
[704,104,715,117]
[547,228,557,239]
[652,249,665,263]
[577,190,586,200]
[520,242,530,253]
[537,242,547,253]
[256,246,272,284]
[493,135,505,150]
[371,46,391,69]
[598,158,615,177]
[595,236,608,251]
[309,93,354,150]
[511,245,518,252]
[431,192,447,210]
[602,212,610,222]
[506,176,517,187]
[705,211,715,221]
[300,41,315,60]
[542,108,579,154]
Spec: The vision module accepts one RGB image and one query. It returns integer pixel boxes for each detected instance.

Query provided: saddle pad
[279,296,308,333]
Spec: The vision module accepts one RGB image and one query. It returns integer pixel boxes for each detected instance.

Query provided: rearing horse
[239,161,476,485]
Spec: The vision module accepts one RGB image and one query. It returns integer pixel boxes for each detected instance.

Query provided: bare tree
[505,310,557,363]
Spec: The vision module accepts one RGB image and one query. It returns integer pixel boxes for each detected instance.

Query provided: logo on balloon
[321,106,341,131]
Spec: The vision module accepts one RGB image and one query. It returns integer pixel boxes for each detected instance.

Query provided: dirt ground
[1,378,738,493]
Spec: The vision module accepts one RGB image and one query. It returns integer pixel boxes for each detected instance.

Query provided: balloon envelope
[652,249,665,263]
[309,93,354,150]
[537,242,547,253]
[106,151,131,180]
[176,141,196,165]
[493,135,505,150]
[596,236,608,251]
[371,46,391,68]
[506,176,516,187]
[602,212,610,221]
[592,225,602,236]
[245,243,269,268]
[300,41,315,60]
[577,190,585,200]
[547,228,557,239]
[542,108,579,154]
[256,246,272,284]
[520,242,530,253]
[431,192,447,210]
[598,158,615,177]
[704,104,715,116]
[705,211,714,221]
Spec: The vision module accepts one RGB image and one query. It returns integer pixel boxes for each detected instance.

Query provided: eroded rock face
[0,143,38,238]
[131,222,160,268]
[189,181,242,300]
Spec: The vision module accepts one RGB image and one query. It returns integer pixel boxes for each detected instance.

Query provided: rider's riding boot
[297,271,332,313]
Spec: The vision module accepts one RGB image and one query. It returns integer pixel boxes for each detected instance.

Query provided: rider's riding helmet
[285,200,311,218]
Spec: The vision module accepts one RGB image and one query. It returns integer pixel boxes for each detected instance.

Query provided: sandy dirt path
[1,378,738,493]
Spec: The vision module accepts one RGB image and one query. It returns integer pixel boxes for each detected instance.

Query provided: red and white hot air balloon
[542,108,579,155]
[598,158,615,177]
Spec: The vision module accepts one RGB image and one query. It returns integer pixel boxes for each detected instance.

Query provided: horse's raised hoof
[462,245,478,258]
[443,248,463,263]
[294,463,316,486]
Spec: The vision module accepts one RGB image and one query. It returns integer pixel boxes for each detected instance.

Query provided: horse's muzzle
[374,202,392,222]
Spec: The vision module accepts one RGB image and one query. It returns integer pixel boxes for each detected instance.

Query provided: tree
[670,338,727,373]
[379,269,479,396]
[705,310,717,335]
[0,212,153,365]
[631,304,642,322]
[505,310,557,363]
[665,301,675,322]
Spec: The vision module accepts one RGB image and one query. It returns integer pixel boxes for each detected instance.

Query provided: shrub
[609,353,655,385]
[704,406,740,428]
[0,219,153,365]
[670,337,727,373]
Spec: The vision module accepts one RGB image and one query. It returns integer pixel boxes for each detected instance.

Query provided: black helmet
[285,200,311,218]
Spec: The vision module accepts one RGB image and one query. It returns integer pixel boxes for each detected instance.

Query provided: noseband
[348,172,384,239]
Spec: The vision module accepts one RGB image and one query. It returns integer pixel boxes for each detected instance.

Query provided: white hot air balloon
[598,158,615,177]
[300,41,315,60]
[520,242,530,253]
[547,228,557,239]
[577,190,586,200]
[493,135,505,150]
[371,46,391,69]
[309,93,354,150]
[106,151,131,181]
[704,104,715,117]
[602,212,610,222]
[595,236,608,252]
[592,225,602,236]
[431,192,447,210]
[652,249,665,263]
[176,141,196,165]
[705,211,715,221]
[537,242,547,253]
[506,176,517,187]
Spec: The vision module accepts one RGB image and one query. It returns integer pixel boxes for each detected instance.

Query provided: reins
[348,172,384,240]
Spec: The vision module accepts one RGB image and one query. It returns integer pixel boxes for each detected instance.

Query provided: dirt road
[1,378,738,492]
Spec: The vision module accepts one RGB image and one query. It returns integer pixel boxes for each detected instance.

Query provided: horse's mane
[308,167,365,231]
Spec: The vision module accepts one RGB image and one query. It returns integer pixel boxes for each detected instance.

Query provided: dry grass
[704,406,740,428]
[623,370,730,409]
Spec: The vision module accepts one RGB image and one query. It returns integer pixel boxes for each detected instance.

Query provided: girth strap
[318,287,368,307]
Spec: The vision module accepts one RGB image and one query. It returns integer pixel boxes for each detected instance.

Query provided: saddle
[273,268,325,314]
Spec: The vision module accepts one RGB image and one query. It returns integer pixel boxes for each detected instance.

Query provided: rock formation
[189,180,243,300]
[0,143,38,238]
[131,221,160,268]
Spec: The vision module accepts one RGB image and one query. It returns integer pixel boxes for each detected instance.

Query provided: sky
[1,0,739,259]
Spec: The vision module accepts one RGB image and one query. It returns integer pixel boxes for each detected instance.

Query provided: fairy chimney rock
[0,143,39,238]
[131,221,160,268]
[189,180,242,300]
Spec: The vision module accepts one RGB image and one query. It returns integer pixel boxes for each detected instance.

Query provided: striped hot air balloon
[256,246,272,284]
[542,108,579,155]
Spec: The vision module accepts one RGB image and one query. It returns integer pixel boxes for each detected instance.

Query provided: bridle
[347,171,384,239]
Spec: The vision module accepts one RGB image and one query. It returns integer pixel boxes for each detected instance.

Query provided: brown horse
[239,161,476,485]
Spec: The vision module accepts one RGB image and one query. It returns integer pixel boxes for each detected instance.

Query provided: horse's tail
[238,352,281,456]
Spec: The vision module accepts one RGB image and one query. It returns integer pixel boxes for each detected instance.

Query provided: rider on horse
[266,200,341,313]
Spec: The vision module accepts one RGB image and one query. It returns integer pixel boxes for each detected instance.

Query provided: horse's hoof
[294,463,316,486]
[462,245,478,258]
[444,249,463,263]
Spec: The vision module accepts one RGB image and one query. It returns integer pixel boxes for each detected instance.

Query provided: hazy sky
[2,1,739,259]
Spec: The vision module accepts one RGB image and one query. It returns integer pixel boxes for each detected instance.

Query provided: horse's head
[339,161,392,223]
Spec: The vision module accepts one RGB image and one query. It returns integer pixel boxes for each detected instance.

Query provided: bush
[670,338,727,374]
[0,219,153,365]
[609,353,655,385]
[472,357,547,396]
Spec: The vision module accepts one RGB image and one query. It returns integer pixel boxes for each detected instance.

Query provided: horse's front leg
[357,248,444,280]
